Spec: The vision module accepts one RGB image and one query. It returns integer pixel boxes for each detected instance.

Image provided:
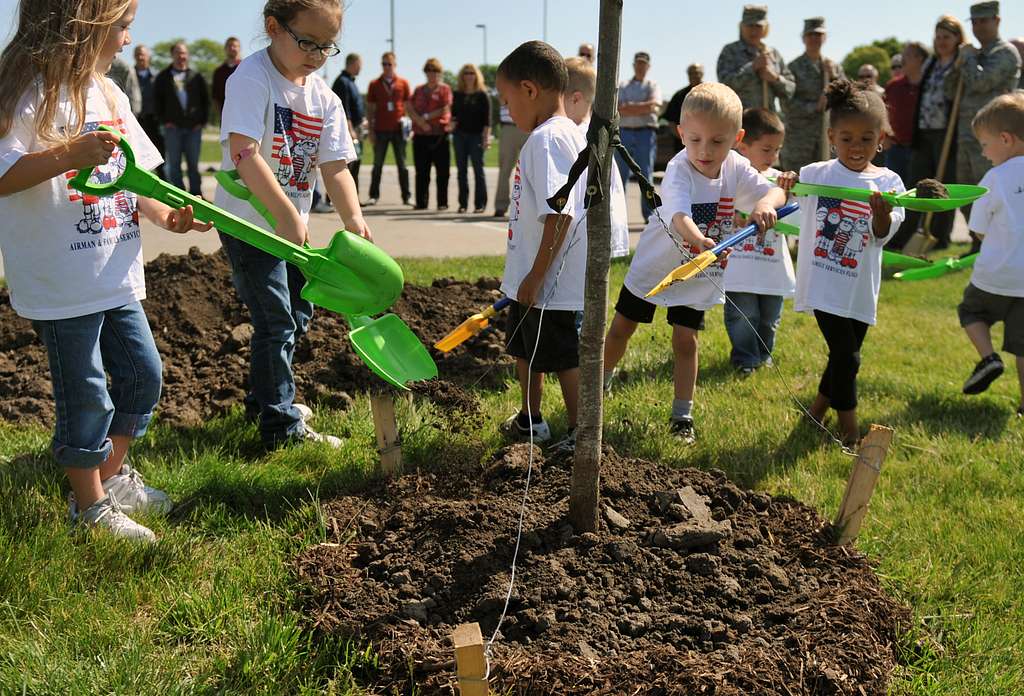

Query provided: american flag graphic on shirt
[814,196,872,270]
[272,105,324,192]
[687,197,735,264]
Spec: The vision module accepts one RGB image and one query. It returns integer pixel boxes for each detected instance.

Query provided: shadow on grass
[892,393,1012,440]
[614,354,745,392]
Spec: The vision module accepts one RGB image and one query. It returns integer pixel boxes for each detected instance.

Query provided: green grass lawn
[2,249,1023,694]
[200,134,502,168]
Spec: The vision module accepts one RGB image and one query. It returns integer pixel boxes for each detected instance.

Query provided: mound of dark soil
[294,445,910,695]
[0,248,511,428]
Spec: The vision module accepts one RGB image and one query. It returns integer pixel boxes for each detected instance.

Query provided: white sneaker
[71,493,156,543]
[500,412,551,443]
[303,426,343,448]
[294,403,314,422]
[100,462,173,516]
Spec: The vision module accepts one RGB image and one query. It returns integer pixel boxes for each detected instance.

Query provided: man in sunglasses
[366,52,413,206]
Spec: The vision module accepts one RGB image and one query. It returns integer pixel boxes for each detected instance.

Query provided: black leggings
[814,310,869,411]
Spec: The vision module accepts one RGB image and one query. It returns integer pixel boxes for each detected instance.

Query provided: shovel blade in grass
[435,297,512,352]
[647,202,800,298]
[894,253,978,281]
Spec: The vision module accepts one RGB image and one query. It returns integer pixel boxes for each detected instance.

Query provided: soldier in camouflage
[716,5,795,114]
[782,17,844,172]
[945,1,1021,252]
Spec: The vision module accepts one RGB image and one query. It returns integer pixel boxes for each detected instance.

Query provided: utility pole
[475,23,487,67]
[568,0,622,533]
[388,0,395,53]
[542,0,548,42]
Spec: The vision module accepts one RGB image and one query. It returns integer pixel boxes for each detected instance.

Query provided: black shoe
[1016,405,1023,418]
[494,209,506,218]
[735,365,755,379]
[403,197,413,207]
[474,207,486,214]
[963,353,1004,394]
[669,416,696,444]
[438,205,448,211]
[413,204,428,210]
[458,206,467,214]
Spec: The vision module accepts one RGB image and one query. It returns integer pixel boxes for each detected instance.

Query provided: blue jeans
[33,302,162,469]
[454,131,487,210]
[615,127,656,221]
[163,125,203,195]
[219,232,313,446]
[723,292,784,369]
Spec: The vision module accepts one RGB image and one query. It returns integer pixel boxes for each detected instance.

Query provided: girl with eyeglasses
[213,0,370,450]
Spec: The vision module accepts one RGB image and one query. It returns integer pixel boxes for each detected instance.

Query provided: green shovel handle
[214,169,276,228]
[894,253,978,281]
[69,127,154,198]
[771,178,988,212]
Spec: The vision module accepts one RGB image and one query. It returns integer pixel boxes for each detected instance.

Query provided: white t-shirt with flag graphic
[501,115,588,311]
[624,149,776,310]
[723,166,796,297]
[0,77,162,320]
[793,160,905,325]
[214,49,355,229]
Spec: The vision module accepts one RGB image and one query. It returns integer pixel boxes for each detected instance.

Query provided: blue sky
[0,0,1021,95]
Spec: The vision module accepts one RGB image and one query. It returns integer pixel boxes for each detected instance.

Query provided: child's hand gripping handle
[712,201,801,255]
[68,126,145,197]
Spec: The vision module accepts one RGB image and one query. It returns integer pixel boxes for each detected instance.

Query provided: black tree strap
[546,114,663,215]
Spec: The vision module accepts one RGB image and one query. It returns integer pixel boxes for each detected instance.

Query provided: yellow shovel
[434,297,511,353]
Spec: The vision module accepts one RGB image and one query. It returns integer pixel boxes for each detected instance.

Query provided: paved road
[0,164,967,278]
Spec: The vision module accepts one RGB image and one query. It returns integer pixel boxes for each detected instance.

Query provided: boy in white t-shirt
[957,93,1024,417]
[563,56,630,259]
[723,108,795,376]
[495,41,590,452]
[604,83,786,443]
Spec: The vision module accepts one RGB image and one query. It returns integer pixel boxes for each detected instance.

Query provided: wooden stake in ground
[833,424,894,545]
[453,622,488,696]
[370,393,402,476]
[568,0,623,533]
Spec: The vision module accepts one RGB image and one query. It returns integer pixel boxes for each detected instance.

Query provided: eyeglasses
[579,52,592,58]
[461,71,475,76]
[382,62,394,66]
[278,19,340,57]
[425,68,441,73]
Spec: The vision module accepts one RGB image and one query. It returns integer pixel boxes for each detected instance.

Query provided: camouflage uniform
[782,54,844,172]
[717,40,795,114]
[945,38,1021,185]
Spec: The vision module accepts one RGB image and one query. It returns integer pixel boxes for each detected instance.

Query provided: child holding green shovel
[0,0,212,541]
[215,0,370,449]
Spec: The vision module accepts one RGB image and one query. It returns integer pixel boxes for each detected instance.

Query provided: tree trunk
[568,0,622,533]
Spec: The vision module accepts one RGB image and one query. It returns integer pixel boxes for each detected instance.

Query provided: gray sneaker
[99,462,173,516]
[302,426,343,448]
[294,403,314,423]
[71,493,156,543]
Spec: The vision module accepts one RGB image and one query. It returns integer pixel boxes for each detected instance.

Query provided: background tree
[151,38,225,78]
[842,37,902,85]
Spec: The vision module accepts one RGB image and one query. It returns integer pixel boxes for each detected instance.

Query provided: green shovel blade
[882,250,933,270]
[780,180,988,212]
[894,253,978,281]
[349,314,438,390]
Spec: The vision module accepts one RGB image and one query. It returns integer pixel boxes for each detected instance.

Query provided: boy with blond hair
[958,92,1024,417]
[604,83,786,442]
[563,56,629,259]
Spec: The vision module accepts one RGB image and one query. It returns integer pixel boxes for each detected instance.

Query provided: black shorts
[958,283,1024,356]
[614,285,706,330]
[504,301,580,373]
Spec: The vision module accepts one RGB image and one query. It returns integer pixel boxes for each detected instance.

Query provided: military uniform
[945,3,1022,187]
[716,5,794,114]
[782,54,843,171]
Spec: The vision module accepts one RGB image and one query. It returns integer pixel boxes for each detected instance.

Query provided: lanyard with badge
[382,78,397,112]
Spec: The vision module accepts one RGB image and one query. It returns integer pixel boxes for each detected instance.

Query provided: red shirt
[411,82,453,135]
[884,75,921,146]
[367,75,411,133]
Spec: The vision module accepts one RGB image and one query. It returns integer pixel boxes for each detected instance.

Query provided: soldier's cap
[741,5,768,26]
[634,51,650,63]
[803,17,826,35]
[969,1,999,20]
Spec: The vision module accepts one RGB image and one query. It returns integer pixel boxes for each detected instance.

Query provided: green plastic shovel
[782,181,988,212]
[894,253,978,281]
[213,169,438,389]
[738,212,930,271]
[70,127,437,389]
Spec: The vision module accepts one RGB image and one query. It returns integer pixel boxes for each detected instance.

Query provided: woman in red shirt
[408,57,454,210]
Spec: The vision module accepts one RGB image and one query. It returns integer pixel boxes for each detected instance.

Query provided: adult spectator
[212,36,242,119]
[663,63,704,153]
[883,41,927,186]
[616,51,662,223]
[154,42,209,196]
[407,58,453,210]
[890,53,904,80]
[945,0,1021,252]
[332,53,366,192]
[857,63,885,97]
[1012,37,1024,86]
[493,104,528,217]
[107,57,141,115]
[717,5,795,114]
[578,43,595,63]
[366,52,412,206]
[782,17,844,172]
[133,45,162,162]
[452,63,492,213]
[890,15,966,250]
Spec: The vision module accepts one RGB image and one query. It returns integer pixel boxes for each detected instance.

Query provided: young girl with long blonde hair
[0,0,211,542]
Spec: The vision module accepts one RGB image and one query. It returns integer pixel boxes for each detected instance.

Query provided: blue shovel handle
[710,201,801,255]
